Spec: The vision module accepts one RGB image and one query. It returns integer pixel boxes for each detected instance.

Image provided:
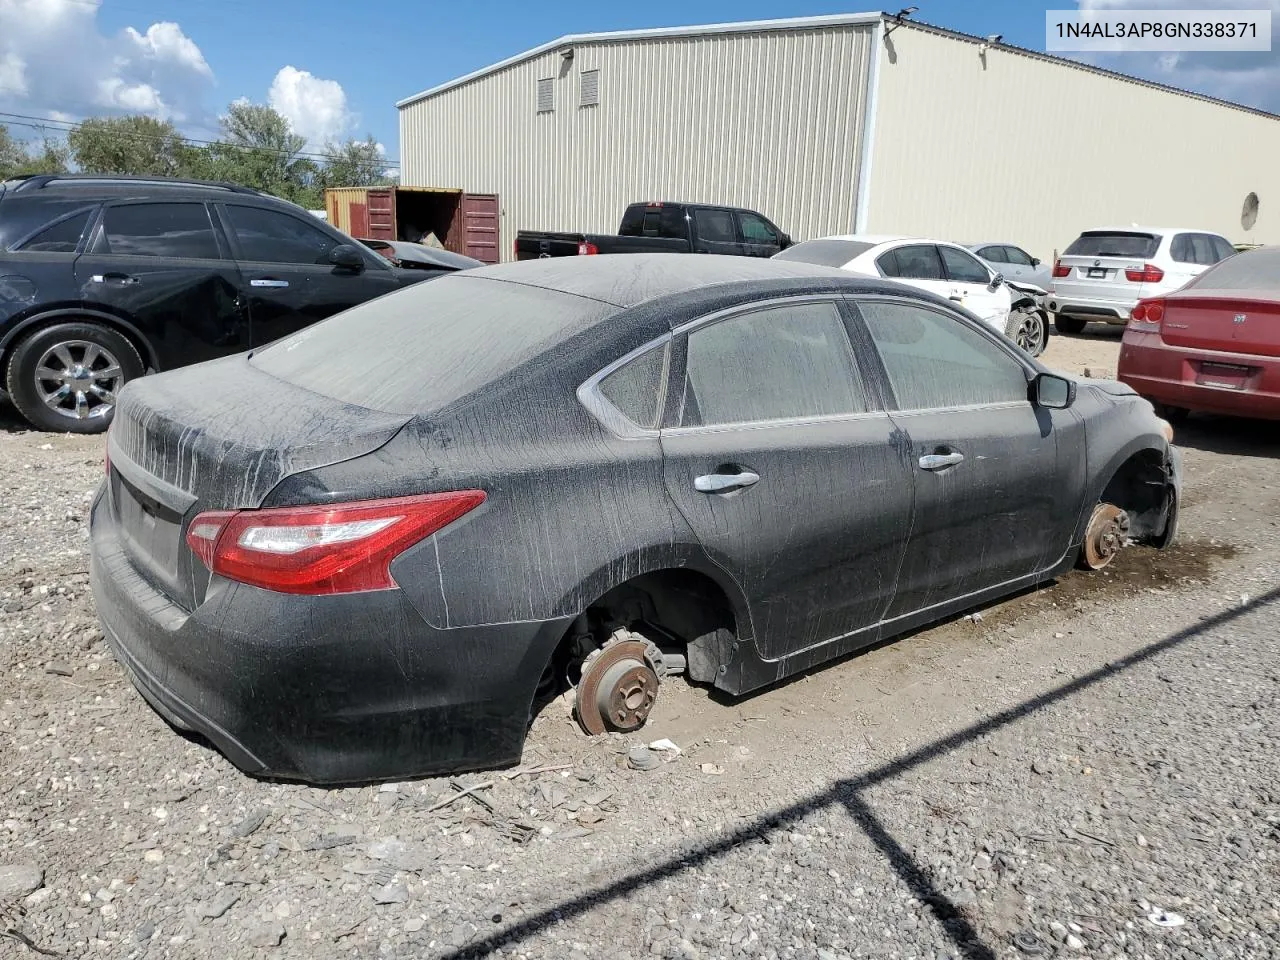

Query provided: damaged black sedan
[90,255,1181,784]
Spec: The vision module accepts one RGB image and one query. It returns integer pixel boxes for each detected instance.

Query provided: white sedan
[775,234,1025,345]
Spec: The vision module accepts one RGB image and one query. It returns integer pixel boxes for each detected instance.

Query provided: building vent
[580,69,600,107]
[536,78,554,113]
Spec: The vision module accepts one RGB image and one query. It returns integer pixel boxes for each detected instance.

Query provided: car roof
[964,241,1023,249]
[811,233,915,246]
[1079,226,1218,235]
[461,252,854,308]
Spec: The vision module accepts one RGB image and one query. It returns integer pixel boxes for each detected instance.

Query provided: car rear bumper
[1046,291,1135,323]
[89,486,572,785]
[1117,332,1280,420]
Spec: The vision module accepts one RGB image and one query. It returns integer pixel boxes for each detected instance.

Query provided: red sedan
[1118,246,1280,421]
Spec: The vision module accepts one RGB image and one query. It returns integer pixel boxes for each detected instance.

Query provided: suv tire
[1054,314,1088,335]
[5,322,144,434]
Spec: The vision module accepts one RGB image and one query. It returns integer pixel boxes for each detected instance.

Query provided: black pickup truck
[515,201,793,260]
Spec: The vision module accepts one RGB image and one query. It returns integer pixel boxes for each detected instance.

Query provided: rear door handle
[90,273,140,285]
[694,470,761,493]
[918,452,965,471]
[250,278,290,288]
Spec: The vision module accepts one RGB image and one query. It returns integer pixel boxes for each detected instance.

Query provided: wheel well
[1099,448,1170,540]
[1,312,157,377]
[545,569,739,690]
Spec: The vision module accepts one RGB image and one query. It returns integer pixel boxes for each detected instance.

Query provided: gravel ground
[2,330,1278,960]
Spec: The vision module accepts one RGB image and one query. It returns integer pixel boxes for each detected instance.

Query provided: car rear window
[13,208,94,253]
[250,274,615,415]
[1186,246,1280,292]
[773,239,873,267]
[1064,232,1160,258]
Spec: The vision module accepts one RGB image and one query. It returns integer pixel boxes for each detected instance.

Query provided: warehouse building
[397,12,1280,262]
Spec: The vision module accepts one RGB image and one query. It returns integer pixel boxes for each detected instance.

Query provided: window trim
[663,294,882,435]
[577,333,673,438]
[88,199,229,261]
[845,294,1036,415]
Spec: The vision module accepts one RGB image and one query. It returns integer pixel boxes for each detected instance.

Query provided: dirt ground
[2,327,1278,960]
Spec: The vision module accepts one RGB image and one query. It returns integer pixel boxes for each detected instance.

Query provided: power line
[0,110,401,166]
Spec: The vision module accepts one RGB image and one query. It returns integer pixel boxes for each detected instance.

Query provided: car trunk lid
[106,355,412,610]
[1160,292,1280,358]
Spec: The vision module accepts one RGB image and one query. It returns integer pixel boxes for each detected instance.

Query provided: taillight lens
[185,491,486,595]
[1129,299,1165,334]
[1052,260,1070,278]
[1125,263,1165,283]
[578,241,599,256]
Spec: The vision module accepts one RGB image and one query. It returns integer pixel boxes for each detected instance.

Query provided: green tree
[67,115,192,177]
[0,126,70,179]
[209,101,320,206]
[319,136,390,188]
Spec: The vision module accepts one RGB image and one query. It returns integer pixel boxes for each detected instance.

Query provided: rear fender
[0,305,159,371]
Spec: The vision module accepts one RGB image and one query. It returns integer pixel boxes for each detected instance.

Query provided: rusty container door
[323,187,370,236]
[460,193,499,264]
[348,202,370,238]
[366,188,396,240]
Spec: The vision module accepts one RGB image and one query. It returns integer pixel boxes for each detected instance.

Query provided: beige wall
[867,25,1280,259]
[399,25,875,259]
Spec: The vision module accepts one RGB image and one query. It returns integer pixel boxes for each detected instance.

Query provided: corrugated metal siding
[868,24,1280,256]
[400,25,875,259]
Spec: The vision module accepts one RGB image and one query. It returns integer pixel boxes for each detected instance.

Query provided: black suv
[0,174,449,433]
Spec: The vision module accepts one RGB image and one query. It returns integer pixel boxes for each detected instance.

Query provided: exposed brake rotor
[1081,503,1130,570]
[574,631,665,736]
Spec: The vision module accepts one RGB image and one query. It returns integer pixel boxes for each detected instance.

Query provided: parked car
[0,174,438,434]
[774,235,1050,354]
[91,254,1181,784]
[1117,245,1280,421]
[1047,226,1236,334]
[358,238,483,273]
[964,241,1054,289]
[515,201,792,260]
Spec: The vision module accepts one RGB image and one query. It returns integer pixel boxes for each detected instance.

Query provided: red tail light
[1129,299,1165,334]
[578,241,599,256]
[185,491,486,595]
[1051,260,1070,278]
[1125,263,1164,283]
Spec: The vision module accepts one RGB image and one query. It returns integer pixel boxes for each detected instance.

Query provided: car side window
[14,209,94,253]
[679,301,869,428]
[977,246,1006,262]
[692,208,737,244]
[859,300,1028,410]
[939,246,991,284]
[597,341,670,429]
[890,244,945,280]
[738,212,778,246]
[658,206,687,239]
[225,204,340,264]
[1170,234,1194,263]
[1189,234,1219,266]
[876,249,901,277]
[1004,246,1034,266]
[98,203,221,260]
[1210,235,1236,262]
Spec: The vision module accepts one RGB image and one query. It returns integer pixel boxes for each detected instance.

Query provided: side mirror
[1030,257,1041,267]
[1033,372,1075,409]
[779,233,792,250]
[329,244,364,271]
[989,273,1005,290]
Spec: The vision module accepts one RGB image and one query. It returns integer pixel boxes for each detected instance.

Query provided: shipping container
[324,186,500,263]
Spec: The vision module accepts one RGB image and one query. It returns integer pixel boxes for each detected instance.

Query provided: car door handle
[918,452,965,471]
[90,273,139,285]
[250,278,290,288]
[694,470,761,493]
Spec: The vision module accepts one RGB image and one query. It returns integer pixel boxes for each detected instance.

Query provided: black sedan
[90,255,1182,784]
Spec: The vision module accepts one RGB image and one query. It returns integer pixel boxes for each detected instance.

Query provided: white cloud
[268,66,353,146]
[1073,0,1280,113]
[0,0,214,126]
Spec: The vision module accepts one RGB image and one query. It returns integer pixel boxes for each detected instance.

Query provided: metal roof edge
[395,11,884,108]
[898,19,1280,123]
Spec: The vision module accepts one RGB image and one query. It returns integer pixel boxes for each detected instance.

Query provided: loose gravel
[2,332,1278,960]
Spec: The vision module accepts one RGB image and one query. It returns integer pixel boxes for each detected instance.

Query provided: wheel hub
[1082,503,1130,570]
[34,340,124,421]
[575,637,664,736]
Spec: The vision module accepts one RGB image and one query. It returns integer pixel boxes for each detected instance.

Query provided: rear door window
[97,203,221,259]
[1171,234,1194,263]
[1210,235,1237,262]
[939,246,990,283]
[14,208,94,253]
[692,208,737,244]
[597,341,669,429]
[1064,232,1160,258]
[859,300,1028,410]
[679,301,869,427]
[658,206,687,239]
[1189,234,1220,265]
[889,244,945,280]
[1003,246,1034,266]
